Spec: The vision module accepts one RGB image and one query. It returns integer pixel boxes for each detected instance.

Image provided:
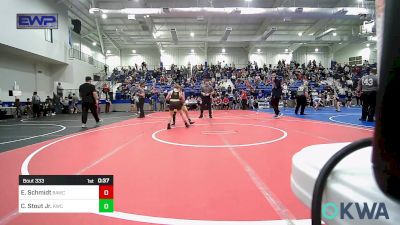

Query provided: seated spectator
[222,95,230,110]
[61,97,70,114]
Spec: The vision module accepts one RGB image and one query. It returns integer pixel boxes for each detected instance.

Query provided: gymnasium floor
[0,108,373,225]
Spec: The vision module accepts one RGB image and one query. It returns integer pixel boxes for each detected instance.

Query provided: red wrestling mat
[0,110,372,225]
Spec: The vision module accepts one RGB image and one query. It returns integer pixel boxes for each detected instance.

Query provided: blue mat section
[257,107,375,128]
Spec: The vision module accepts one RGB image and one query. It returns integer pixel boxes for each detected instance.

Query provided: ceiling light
[191,49,194,53]
[146,15,150,17]
[283,17,292,22]
[222,48,226,53]
[92,42,97,46]
[298,32,303,36]
[89,8,100,14]
[339,42,342,45]
[101,14,107,19]
[128,14,136,20]
[190,32,194,37]
[366,43,370,47]
[315,48,319,52]
[358,0,362,2]
[132,50,136,53]
[285,49,289,52]
[245,0,252,2]
[257,49,261,53]
[106,50,111,54]
[332,32,337,36]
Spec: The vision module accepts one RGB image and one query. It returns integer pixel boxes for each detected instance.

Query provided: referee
[358,68,379,122]
[295,81,309,115]
[136,83,146,118]
[199,79,214,118]
[79,76,101,128]
[271,72,283,118]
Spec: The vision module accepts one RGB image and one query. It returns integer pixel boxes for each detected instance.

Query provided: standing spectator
[240,90,248,110]
[136,83,146,118]
[358,68,379,122]
[333,89,342,112]
[248,96,254,110]
[159,92,166,111]
[79,76,101,128]
[271,73,283,118]
[355,89,362,106]
[56,82,64,99]
[15,98,22,118]
[102,83,110,100]
[151,92,158,112]
[346,89,353,108]
[32,92,41,118]
[24,98,32,117]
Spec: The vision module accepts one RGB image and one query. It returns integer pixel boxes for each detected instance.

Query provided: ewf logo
[17,14,58,29]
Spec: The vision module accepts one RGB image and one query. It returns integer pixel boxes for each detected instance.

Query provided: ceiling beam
[206,18,211,38]
[304,19,331,36]
[69,0,96,28]
[220,27,232,42]
[102,32,121,52]
[273,0,286,7]
[91,0,105,54]
[304,0,349,36]
[289,43,303,52]
[256,18,271,36]
[81,30,97,38]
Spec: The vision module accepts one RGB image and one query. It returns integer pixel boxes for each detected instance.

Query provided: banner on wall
[17,14,58,29]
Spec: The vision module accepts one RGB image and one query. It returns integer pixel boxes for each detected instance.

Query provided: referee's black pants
[200,96,212,117]
[32,104,41,118]
[82,102,100,124]
[271,97,280,116]
[361,91,377,121]
[138,97,145,118]
[295,95,307,115]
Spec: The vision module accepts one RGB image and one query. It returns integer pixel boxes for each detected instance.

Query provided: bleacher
[108,61,373,102]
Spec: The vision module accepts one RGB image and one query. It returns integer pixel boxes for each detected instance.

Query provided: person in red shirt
[241,90,248,110]
[222,95,230,110]
[214,96,222,110]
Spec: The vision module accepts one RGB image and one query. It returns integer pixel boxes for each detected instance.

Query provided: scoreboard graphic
[19,175,113,213]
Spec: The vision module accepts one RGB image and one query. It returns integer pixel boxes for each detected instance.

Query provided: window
[349,56,362,65]
[45,29,53,43]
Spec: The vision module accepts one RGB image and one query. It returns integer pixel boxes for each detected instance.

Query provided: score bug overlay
[19,175,114,213]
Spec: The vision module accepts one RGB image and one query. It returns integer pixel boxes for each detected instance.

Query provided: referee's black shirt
[79,83,96,103]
